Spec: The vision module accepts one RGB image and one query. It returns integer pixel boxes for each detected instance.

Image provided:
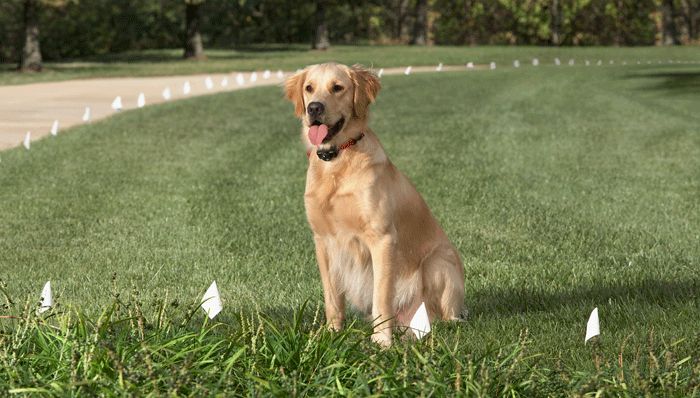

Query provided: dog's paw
[371,331,393,348]
[446,307,469,322]
[326,321,343,332]
[458,307,469,321]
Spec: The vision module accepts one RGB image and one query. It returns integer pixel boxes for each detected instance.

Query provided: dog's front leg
[314,235,345,331]
[368,235,396,347]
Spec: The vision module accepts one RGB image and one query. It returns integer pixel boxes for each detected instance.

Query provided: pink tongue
[308,124,329,146]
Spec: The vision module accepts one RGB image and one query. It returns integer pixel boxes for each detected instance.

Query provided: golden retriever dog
[285,63,465,347]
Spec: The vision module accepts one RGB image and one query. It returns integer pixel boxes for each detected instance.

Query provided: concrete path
[0,64,473,151]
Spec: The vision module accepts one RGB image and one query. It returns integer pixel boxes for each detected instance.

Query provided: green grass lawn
[1,58,700,395]
[1,44,699,85]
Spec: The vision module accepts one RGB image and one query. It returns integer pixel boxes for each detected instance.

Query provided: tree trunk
[19,0,42,72]
[312,0,330,50]
[550,0,561,45]
[462,0,478,45]
[662,0,681,45]
[410,0,428,45]
[184,1,205,59]
[680,0,695,41]
[394,0,409,42]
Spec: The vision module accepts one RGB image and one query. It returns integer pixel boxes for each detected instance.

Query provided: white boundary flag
[409,302,431,339]
[38,281,52,313]
[585,307,600,343]
[201,281,223,319]
[23,132,31,150]
[50,120,59,136]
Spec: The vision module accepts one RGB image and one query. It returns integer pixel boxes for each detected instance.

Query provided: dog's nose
[307,102,325,118]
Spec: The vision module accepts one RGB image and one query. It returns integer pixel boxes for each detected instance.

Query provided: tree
[410,0,428,44]
[19,0,42,71]
[662,0,681,44]
[184,0,205,59]
[313,0,330,50]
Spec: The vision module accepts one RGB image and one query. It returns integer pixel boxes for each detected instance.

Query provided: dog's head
[285,63,380,148]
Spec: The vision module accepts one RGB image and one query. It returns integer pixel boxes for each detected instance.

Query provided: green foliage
[431,0,664,45]
[2,1,700,64]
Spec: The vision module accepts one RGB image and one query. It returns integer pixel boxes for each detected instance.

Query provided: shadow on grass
[472,278,700,316]
[623,71,700,96]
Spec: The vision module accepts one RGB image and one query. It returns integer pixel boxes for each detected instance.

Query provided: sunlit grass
[1,54,700,394]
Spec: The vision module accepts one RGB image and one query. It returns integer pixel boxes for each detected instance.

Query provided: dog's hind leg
[421,246,466,321]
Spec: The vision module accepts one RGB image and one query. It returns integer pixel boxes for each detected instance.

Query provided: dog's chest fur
[304,160,371,235]
[304,160,421,316]
[304,162,376,313]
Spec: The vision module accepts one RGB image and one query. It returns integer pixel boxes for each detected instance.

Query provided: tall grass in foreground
[1,286,698,396]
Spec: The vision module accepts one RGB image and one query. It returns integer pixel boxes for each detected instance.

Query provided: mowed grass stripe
[1,88,319,312]
[378,67,699,360]
[1,63,699,392]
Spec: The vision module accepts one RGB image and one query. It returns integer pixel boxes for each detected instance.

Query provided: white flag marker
[82,107,91,122]
[436,62,443,72]
[221,77,228,87]
[554,58,561,66]
[23,131,31,150]
[137,92,146,108]
[532,58,539,66]
[50,120,59,136]
[250,72,258,83]
[568,59,575,66]
[513,60,520,68]
[489,62,496,70]
[201,281,222,319]
[111,96,123,111]
[263,69,271,79]
[162,87,172,100]
[409,302,431,339]
[597,60,603,66]
[610,60,615,65]
[466,62,474,69]
[183,81,191,95]
[585,307,600,343]
[205,76,214,90]
[236,73,245,86]
[38,281,52,313]
[276,70,284,79]
[377,68,384,78]
[585,60,590,66]
[404,66,412,75]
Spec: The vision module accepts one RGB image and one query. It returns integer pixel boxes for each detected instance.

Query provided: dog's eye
[305,84,313,93]
[332,84,344,93]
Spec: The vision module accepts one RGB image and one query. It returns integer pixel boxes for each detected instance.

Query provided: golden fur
[285,63,465,346]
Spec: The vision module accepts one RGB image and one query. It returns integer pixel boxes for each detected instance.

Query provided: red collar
[306,133,365,159]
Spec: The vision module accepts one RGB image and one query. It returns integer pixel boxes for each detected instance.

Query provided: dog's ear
[284,69,307,117]
[350,65,381,120]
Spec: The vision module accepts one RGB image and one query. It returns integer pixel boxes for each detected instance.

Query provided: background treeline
[1,0,698,63]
